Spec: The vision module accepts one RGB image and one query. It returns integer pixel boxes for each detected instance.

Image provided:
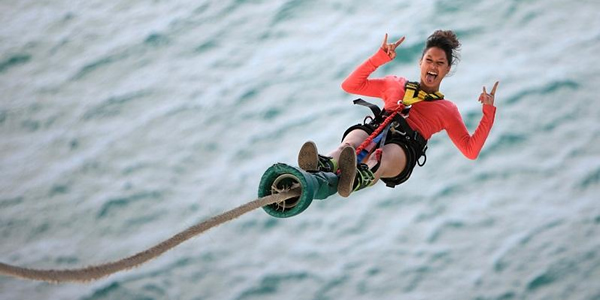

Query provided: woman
[298,30,499,197]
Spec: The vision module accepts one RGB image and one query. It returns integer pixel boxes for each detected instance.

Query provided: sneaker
[337,145,357,197]
[353,163,376,193]
[298,141,337,172]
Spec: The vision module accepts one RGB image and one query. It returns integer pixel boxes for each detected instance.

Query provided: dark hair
[423,30,461,66]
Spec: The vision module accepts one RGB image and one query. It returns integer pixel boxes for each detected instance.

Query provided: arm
[341,49,391,97]
[446,82,499,159]
[445,104,496,160]
[341,34,404,97]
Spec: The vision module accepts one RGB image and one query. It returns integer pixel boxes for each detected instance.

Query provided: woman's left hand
[479,81,499,106]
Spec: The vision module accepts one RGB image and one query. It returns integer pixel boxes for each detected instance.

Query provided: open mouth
[425,71,438,84]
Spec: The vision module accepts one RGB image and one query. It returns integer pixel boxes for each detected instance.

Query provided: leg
[335,130,407,196]
[298,129,368,173]
[337,129,407,186]
[299,129,406,197]
[327,129,369,162]
[364,143,407,185]
[330,129,369,198]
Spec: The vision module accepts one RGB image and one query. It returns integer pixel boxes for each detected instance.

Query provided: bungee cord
[0,188,300,283]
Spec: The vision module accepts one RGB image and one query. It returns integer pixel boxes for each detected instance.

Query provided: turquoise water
[1,0,599,299]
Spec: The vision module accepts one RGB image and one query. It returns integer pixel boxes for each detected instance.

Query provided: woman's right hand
[381,33,405,60]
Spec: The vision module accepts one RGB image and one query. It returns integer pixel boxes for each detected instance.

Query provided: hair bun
[424,30,461,66]
[428,30,460,49]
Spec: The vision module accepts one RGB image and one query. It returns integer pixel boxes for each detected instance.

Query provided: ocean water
[1,0,599,299]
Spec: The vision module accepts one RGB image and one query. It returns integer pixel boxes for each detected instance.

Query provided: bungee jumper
[260,30,499,217]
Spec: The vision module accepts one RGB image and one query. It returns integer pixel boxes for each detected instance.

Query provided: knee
[335,142,353,152]
[341,141,353,148]
[377,146,407,177]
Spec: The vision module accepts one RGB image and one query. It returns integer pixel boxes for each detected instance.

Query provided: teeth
[427,71,438,76]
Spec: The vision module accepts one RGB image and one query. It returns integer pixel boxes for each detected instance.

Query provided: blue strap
[356,123,391,163]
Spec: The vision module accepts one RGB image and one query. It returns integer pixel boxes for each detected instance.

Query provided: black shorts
[342,123,424,188]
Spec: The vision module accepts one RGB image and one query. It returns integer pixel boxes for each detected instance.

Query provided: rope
[355,110,399,155]
[0,188,301,283]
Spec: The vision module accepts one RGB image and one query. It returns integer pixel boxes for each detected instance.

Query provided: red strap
[355,110,399,156]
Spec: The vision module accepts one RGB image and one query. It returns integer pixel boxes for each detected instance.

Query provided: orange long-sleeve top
[341,48,496,160]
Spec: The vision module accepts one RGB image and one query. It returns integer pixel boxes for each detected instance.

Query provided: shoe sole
[337,146,357,198]
[298,141,319,171]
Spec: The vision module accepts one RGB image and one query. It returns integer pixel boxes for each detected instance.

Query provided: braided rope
[355,109,400,155]
[0,188,300,283]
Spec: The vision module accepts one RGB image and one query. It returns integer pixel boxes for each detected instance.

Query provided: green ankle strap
[353,163,375,192]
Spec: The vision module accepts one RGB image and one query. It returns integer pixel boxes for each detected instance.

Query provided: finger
[394,36,405,47]
[382,33,388,48]
[483,86,487,95]
[490,81,499,95]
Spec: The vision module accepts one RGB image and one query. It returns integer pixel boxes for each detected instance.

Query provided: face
[419,47,451,93]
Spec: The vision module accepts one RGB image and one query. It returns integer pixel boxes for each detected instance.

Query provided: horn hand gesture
[479,81,499,106]
[381,33,405,60]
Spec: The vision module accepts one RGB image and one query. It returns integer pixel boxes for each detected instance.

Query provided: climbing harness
[351,81,444,187]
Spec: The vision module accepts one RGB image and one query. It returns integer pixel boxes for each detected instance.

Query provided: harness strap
[402,81,445,105]
[352,98,426,145]
[353,98,381,119]
[356,121,392,163]
[352,98,429,167]
[390,113,428,150]
[354,109,399,157]
[390,113,429,167]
